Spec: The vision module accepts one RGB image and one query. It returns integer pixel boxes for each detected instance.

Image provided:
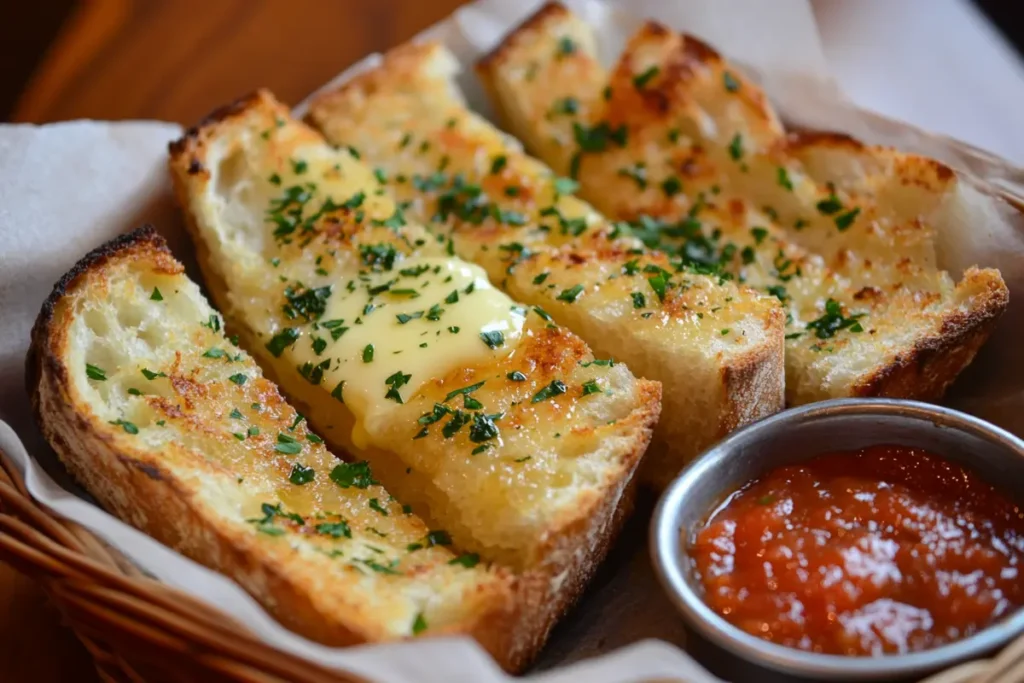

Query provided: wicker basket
[1,445,1022,683]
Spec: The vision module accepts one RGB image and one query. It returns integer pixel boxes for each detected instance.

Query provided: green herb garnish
[480,331,504,349]
[531,380,567,404]
[805,299,865,339]
[633,66,660,89]
[330,461,377,489]
[289,463,315,485]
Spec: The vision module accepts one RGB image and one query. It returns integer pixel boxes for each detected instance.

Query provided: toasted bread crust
[478,1,573,72]
[169,91,662,670]
[851,267,1009,399]
[28,227,523,665]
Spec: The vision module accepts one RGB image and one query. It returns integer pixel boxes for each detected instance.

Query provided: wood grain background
[12,0,466,124]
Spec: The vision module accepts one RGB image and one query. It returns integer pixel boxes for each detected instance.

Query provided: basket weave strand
[2,445,1024,682]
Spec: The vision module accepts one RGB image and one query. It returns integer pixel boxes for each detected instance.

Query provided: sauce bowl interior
[651,398,1024,681]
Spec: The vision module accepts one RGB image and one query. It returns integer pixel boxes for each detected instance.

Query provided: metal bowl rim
[650,397,1024,679]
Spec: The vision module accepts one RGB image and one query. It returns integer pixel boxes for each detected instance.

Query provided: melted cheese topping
[290,256,526,447]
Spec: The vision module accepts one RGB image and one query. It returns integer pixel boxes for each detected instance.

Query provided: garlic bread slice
[306,41,784,489]
[28,227,516,659]
[168,91,660,667]
[478,3,1008,404]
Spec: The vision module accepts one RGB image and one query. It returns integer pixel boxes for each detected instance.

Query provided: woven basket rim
[3,443,1024,683]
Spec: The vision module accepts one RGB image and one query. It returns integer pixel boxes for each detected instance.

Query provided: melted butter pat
[293,256,525,447]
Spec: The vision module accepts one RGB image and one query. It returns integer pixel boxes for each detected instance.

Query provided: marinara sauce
[691,445,1024,656]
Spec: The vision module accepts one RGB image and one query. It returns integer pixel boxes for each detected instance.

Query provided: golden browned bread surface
[477,2,1009,405]
[27,226,519,662]
[307,40,785,489]
[168,91,660,667]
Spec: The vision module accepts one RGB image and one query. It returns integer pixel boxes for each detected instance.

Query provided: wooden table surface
[4,1,464,680]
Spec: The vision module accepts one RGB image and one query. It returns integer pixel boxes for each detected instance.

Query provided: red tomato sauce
[691,445,1024,656]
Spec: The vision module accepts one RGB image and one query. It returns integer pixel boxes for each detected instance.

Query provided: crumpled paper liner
[2,1,1022,681]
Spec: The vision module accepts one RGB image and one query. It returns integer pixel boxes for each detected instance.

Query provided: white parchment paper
[2,1,1023,681]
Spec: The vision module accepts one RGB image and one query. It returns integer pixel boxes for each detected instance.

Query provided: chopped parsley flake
[329,461,377,489]
[806,299,865,339]
[369,498,389,516]
[360,243,398,271]
[533,306,553,322]
[228,373,247,386]
[275,433,302,454]
[552,96,579,115]
[266,328,300,357]
[777,167,794,191]
[633,65,660,89]
[581,380,601,396]
[817,195,843,215]
[449,553,480,568]
[342,191,366,210]
[86,364,107,381]
[444,381,485,403]
[507,371,527,382]
[480,331,504,349]
[556,284,584,303]
[531,380,567,404]
[556,36,576,57]
[141,368,165,380]
[284,285,331,321]
[573,121,627,153]
[648,273,668,302]
[150,287,163,301]
[412,613,428,635]
[362,344,374,362]
[766,285,788,302]
[385,370,412,404]
[618,163,647,189]
[109,419,138,435]
[723,71,740,92]
[661,177,682,197]
[728,133,744,161]
[396,312,423,324]
[289,463,315,485]
[469,413,500,443]
[835,207,861,231]
[316,521,351,538]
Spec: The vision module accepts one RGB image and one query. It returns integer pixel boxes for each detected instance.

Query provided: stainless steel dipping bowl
[651,398,1024,681]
